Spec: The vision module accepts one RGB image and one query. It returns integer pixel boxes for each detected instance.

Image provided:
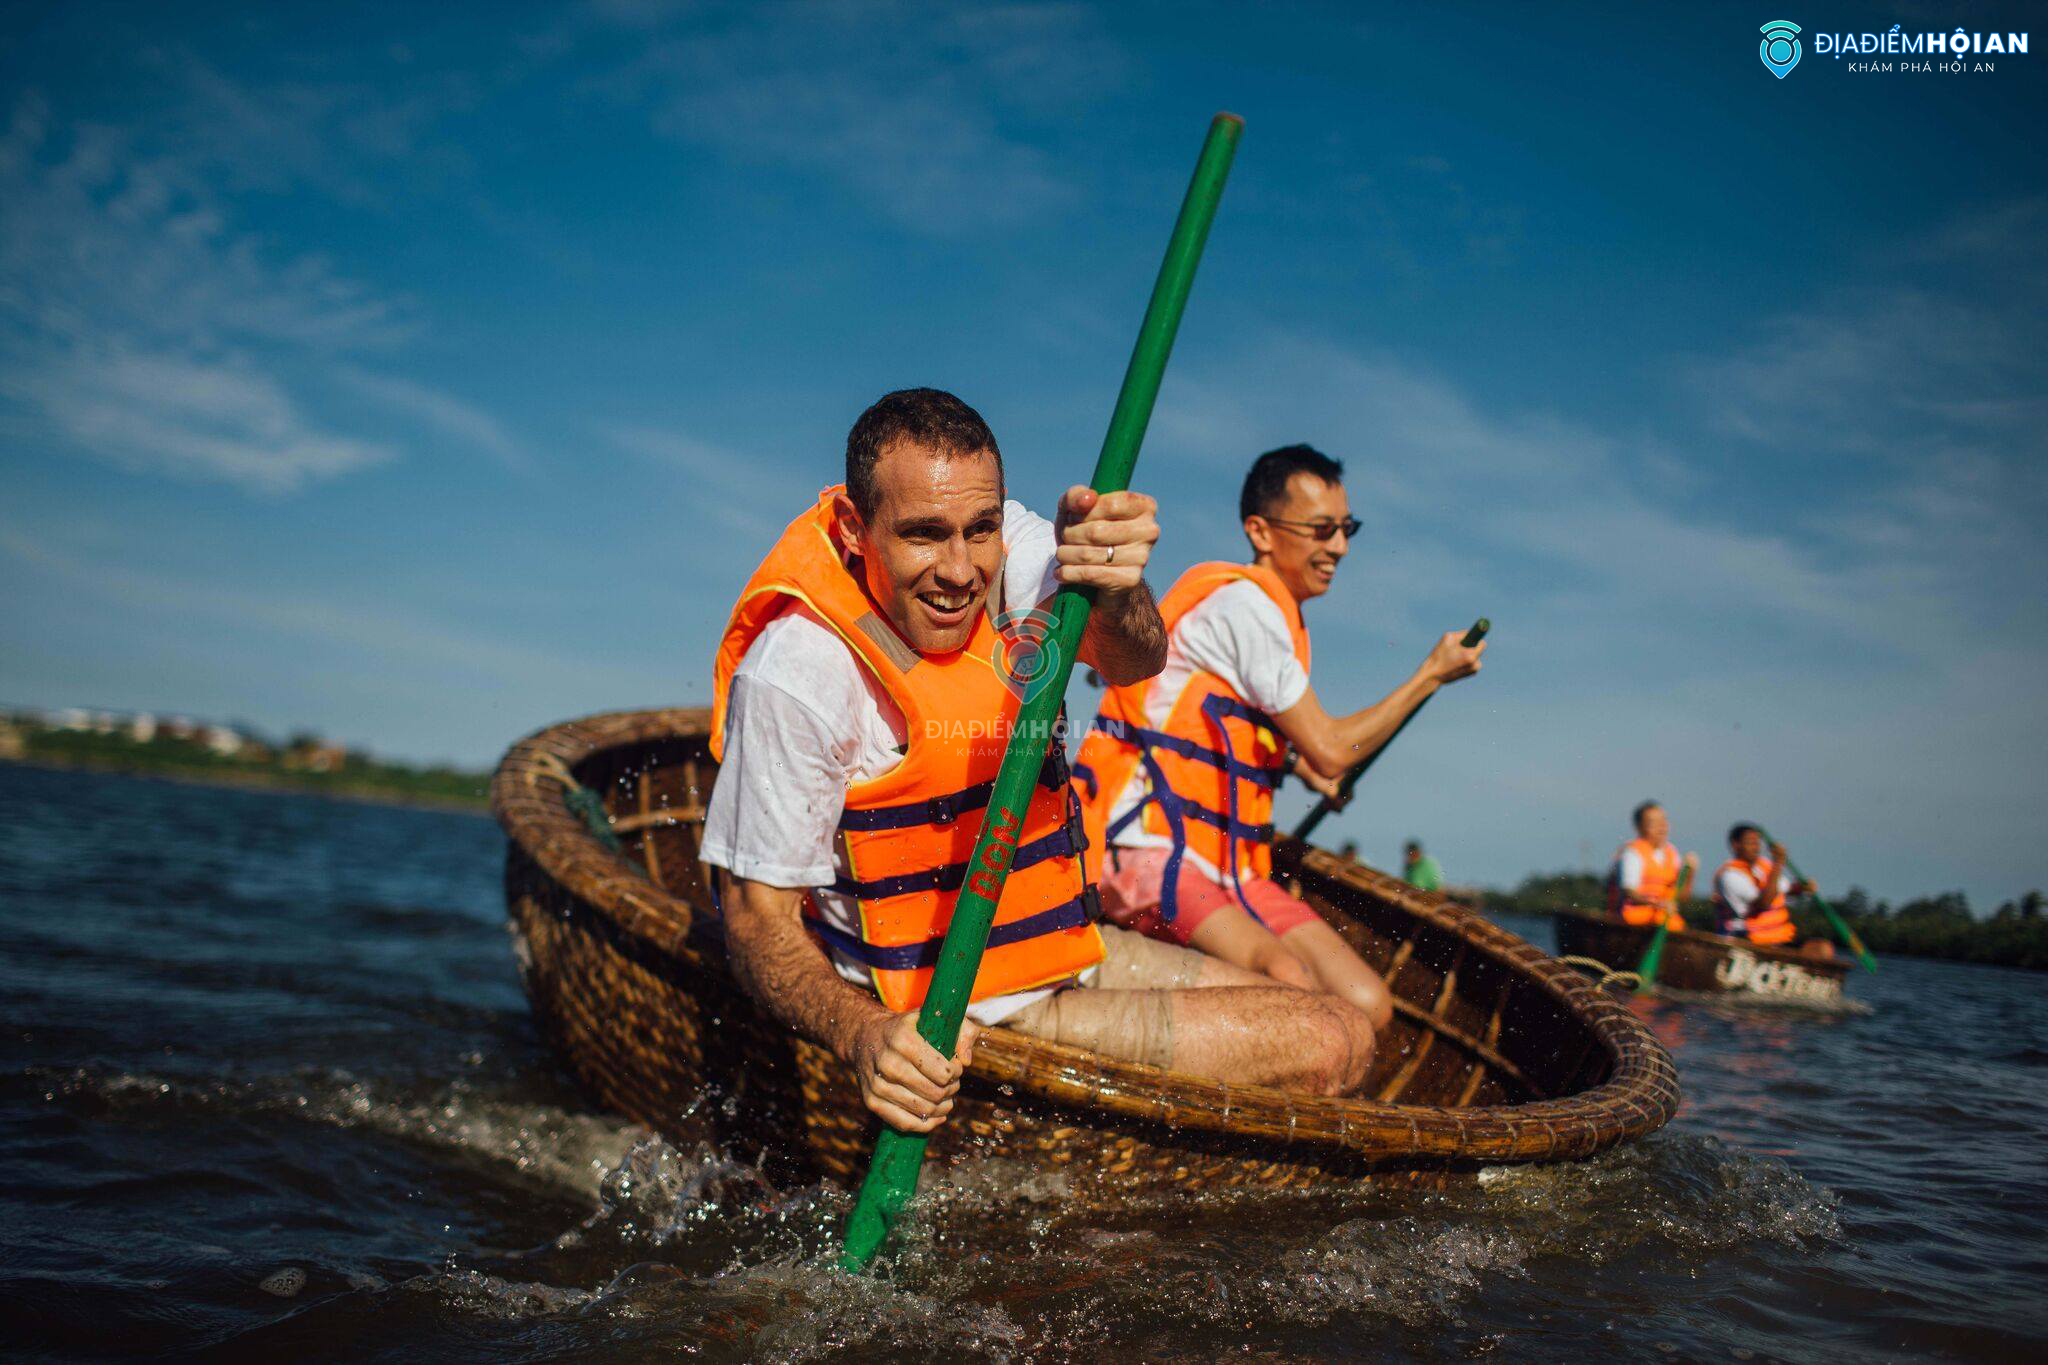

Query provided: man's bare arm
[721,873,978,1133]
[1054,486,1168,685]
[723,874,886,1060]
[1276,629,1487,779]
[1081,578,1166,685]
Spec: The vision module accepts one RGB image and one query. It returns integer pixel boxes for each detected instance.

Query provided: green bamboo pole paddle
[1751,825,1878,972]
[838,113,1243,1273]
[1291,619,1489,843]
[1634,859,1694,989]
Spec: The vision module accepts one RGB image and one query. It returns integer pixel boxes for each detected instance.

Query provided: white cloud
[1160,314,2044,673]
[0,517,639,693]
[1686,200,2047,466]
[0,82,518,495]
[340,368,531,475]
[4,346,393,494]
[0,95,406,491]
[0,98,410,353]
[593,1,1125,232]
[607,423,811,537]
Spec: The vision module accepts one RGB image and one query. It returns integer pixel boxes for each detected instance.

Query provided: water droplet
[260,1267,307,1298]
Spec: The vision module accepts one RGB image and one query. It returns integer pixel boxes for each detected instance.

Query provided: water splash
[28,1064,652,1204]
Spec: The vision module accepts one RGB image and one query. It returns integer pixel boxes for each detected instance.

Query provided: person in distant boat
[1403,840,1443,892]
[1715,824,1831,957]
[703,390,1376,1136]
[1073,444,1486,1033]
[1605,801,1696,931]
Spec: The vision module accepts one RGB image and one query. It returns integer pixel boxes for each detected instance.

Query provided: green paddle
[1291,619,1490,843]
[1634,859,1694,990]
[838,113,1243,1274]
[1750,825,1878,972]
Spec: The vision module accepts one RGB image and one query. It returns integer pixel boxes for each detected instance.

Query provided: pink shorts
[1096,846,1323,946]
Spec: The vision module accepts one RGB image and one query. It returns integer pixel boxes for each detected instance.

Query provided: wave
[24,1064,654,1205]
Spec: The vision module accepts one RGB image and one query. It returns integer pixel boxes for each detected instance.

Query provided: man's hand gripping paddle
[1291,619,1490,844]
[838,114,1243,1273]
[1751,825,1878,972]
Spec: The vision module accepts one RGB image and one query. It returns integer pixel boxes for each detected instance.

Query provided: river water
[3,763,2043,1361]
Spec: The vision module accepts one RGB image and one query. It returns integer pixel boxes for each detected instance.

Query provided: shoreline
[0,755,492,817]
[13,756,2036,971]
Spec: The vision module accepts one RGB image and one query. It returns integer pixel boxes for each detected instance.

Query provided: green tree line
[9,722,488,809]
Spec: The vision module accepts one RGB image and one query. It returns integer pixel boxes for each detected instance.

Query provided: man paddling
[1715,823,1832,958]
[1073,444,1486,1032]
[1605,801,1696,931]
[704,391,1376,1136]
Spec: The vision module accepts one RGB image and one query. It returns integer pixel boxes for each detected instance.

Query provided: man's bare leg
[1185,905,1318,992]
[1279,918,1394,1031]
[1006,927,1375,1095]
[1008,984,1373,1095]
[1177,901,1396,1032]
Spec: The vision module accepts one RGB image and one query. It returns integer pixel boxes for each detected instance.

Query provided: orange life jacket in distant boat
[1071,562,1310,925]
[710,486,1103,1012]
[1714,857,1796,946]
[1607,837,1685,930]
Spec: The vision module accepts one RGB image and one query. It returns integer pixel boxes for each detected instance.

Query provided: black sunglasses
[1260,515,1361,542]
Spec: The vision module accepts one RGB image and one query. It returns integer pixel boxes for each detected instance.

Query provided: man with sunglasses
[1075,445,1486,1032]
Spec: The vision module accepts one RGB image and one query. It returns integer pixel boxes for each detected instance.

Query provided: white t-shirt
[699,501,1084,1025]
[1716,862,1794,922]
[1099,577,1308,879]
[1615,846,1649,895]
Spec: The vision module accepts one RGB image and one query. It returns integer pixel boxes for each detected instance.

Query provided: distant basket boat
[492,709,1678,1192]
[1554,911,1851,1006]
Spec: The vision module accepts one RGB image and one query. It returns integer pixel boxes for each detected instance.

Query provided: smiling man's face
[1247,471,1351,603]
[834,437,1005,655]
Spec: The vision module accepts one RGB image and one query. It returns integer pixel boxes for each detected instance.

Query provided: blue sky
[2,2,2043,906]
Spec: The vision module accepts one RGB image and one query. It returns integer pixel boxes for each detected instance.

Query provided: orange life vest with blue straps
[710,486,1104,1012]
[1070,562,1309,924]
[1714,857,1796,945]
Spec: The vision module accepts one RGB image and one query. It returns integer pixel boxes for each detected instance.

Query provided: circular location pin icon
[1759,21,1802,78]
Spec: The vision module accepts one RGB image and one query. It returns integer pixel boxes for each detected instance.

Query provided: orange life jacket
[710,486,1103,1012]
[1714,857,1795,945]
[1607,837,1684,928]
[1071,561,1310,924]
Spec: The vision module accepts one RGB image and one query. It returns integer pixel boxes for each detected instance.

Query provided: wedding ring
[1104,544,1116,565]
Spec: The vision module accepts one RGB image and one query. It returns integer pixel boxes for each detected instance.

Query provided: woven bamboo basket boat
[494,708,1679,1193]
[1554,911,1850,1005]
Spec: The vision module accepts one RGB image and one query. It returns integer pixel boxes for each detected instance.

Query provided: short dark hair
[1728,823,1761,845]
[1240,444,1344,522]
[1632,800,1662,831]
[845,388,1003,521]
[1405,840,1422,854]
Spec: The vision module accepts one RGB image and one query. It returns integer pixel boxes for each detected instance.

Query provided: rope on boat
[527,752,622,852]
[1557,955,1643,995]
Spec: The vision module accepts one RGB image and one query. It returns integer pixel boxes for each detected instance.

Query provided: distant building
[202,725,244,757]
[128,714,157,743]
[282,738,347,772]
